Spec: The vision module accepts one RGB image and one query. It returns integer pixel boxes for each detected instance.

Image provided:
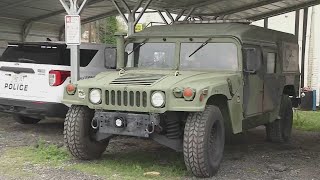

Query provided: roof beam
[194,0,283,17]
[249,0,320,21]
[183,0,226,9]
[81,10,119,24]
[0,0,35,11]
[24,0,104,24]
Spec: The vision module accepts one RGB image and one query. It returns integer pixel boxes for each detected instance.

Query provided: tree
[99,16,118,45]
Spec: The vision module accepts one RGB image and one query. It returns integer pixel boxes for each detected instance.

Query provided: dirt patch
[0,113,319,179]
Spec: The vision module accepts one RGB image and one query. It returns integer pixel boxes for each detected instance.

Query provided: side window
[266,52,276,74]
[243,47,261,71]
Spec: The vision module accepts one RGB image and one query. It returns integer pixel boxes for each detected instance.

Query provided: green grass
[70,150,187,180]
[0,140,187,179]
[293,110,320,131]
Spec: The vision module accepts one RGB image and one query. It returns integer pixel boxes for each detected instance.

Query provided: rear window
[0,44,98,67]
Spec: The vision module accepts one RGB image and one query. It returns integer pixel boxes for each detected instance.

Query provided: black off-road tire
[14,115,41,124]
[266,95,293,143]
[64,105,109,160]
[183,105,225,178]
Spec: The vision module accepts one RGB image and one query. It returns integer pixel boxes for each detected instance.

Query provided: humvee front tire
[14,115,41,124]
[183,105,225,178]
[64,105,109,160]
[266,95,293,143]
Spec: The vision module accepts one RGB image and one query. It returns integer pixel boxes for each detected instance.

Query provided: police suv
[0,41,116,124]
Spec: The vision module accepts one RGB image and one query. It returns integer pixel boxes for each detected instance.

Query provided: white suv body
[0,41,116,123]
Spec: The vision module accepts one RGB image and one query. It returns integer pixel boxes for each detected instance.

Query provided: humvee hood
[77,69,239,90]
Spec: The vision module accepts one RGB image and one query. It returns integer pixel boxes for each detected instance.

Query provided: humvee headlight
[89,89,102,104]
[151,91,165,108]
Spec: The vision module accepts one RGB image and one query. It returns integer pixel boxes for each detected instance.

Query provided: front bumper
[0,98,69,118]
[94,111,160,138]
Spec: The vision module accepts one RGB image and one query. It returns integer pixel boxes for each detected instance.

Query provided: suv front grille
[110,74,165,86]
[106,90,148,107]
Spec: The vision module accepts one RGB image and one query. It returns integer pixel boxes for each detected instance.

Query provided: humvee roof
[132,23,297,44]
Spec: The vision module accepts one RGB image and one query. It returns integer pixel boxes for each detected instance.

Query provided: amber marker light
[66,84,76,95]
[183,87,196,101]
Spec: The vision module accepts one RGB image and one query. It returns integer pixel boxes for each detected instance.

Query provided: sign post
[59,0,87,83]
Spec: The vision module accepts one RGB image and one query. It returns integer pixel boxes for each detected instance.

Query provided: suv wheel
[64,105,109,160]
[183,105,225,178]
[266,95,293,143]
[14,115,41,124]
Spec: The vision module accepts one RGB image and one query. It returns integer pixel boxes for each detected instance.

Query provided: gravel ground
[0,113,319,180]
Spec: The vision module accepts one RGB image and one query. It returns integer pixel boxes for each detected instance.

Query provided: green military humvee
[63,23,300,178]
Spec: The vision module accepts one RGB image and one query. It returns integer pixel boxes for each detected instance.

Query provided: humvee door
[243,46,263,117]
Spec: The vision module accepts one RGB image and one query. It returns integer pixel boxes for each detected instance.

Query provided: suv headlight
[151,91,165,108]
[89,89,102,104]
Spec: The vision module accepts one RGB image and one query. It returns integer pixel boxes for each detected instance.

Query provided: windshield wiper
[189,38,212,57]
[18,58,36,63]
[128,38,149,55]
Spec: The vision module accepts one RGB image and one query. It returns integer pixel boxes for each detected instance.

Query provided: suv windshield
[127,43,175,69]
[180,43,238,71]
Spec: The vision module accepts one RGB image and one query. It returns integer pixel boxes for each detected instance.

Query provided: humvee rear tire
[14,115,41,124]
[64,105,109,160]
[266,95,293,143]
[183,105,225,178]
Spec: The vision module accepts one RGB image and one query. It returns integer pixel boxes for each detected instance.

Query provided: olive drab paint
[63,23,300,134]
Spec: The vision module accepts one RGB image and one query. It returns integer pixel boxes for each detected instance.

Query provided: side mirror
[104,48,116,69]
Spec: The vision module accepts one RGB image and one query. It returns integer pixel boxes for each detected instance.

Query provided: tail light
[49,70,70,86]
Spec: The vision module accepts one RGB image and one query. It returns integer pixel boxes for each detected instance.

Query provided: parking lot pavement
[0,112,319,180]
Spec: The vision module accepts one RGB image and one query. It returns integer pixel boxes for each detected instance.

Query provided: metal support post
[111,0,152,67]
[264,18,268,29]
[175,9,186,21]
[301,8,309,88]
[157,11,169,25]
[59,0,88,83]
[295,10,300,37]
[183,7,195,21]
[164,9,175,24]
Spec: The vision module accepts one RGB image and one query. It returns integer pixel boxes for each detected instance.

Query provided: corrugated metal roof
[0,0,319,26]
[0,0,319,43]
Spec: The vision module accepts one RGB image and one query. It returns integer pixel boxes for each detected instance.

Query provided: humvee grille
[110,74,165,86]
[106,90,148,107]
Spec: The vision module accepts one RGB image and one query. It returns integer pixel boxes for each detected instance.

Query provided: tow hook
[146,122,155,134]
[91,118,99,129]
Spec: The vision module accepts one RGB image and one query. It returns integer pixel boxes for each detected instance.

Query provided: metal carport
[0,0,319,82]
[0,0,319,41]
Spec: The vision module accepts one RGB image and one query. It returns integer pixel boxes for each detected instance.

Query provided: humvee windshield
[127,41,238,71]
